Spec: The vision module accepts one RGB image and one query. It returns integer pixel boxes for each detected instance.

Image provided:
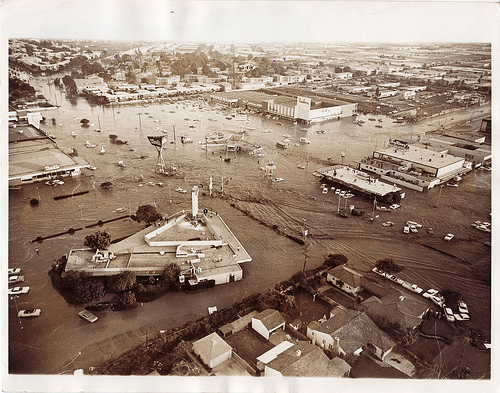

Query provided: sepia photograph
[2,1,498,392]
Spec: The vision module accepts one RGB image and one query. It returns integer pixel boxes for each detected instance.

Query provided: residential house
[192,332,232,369]
[307,305,397,361]
[361,292,430,331]
[326,265,364,296]
[219,310,259,338]
[263,341,351,378]
[252,309,286,340]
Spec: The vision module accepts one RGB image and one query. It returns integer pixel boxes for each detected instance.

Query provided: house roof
[327,265,364,288]
[332,313,396,355]
[362,292,429,329]
[192,332,232,364]
[266,341,351,378]
[253,309,285,331]
[308,305,361,334]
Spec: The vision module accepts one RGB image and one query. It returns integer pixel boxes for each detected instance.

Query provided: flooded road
[8,77,491,374]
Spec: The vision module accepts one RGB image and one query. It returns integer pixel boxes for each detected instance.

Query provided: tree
[84,230,111,251]
[323,253,348,268]
[74,278,105,303]
[80,118,90,127]
[107,271,136,292]
[375,258,402,274]
[385,321,419,346]
[134,205,162,224]
[162,263,181,283]
[257,290,297,319]
[118,291,136,308]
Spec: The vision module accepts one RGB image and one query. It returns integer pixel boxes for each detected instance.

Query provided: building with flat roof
[314,165,402,204]
[359,139,471,191]
[8,112,88,187]
[65,187,251,288]
[210,88,357,123]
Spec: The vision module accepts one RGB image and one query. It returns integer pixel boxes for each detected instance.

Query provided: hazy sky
[1,0,499,43]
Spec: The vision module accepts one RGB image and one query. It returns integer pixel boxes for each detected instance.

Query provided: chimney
[191,186,199,219]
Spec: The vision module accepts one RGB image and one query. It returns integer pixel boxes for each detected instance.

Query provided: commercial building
[359,139,470,191]
[8,111,88,187]
[65,187,252,289]
[210,89,357,124]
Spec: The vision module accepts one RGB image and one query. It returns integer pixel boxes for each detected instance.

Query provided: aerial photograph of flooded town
[3,1,498,392]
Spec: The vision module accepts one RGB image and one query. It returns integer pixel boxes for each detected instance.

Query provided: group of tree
[323,253,348,268]
[9,78,36,104]
[61,271,106,304]
[246,57,285,78]
[375,258,403,274]
[133,205,162,224]
[84,230,111,252]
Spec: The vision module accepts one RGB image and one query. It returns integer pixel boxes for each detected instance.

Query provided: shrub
[323,253,348,268]
[84,231,111,252]
[375,258,402,274]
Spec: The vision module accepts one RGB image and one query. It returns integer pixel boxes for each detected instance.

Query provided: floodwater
[7,77,491,375]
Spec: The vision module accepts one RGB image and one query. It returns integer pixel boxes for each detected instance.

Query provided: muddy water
[8,77,491,374]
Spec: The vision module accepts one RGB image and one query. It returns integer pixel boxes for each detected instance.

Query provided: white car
[444,307,455,322]
[444,233,455,241]
[9,275,24,284]
[403,226,410,234]
[431,295,445,308]
[78,310,98,323]
[8,268,21,275]
[410,225,418,233]
[18,309,41,318]
[382,221,394,227]
[389,204,401,210]
[372,267,386,277]
[458,301,469,314]
[8,286,30,295]
[335,189,341,195]
[406,221,422,228]
[460,313,470,321]
[410,284,423,294]
[423,288,439,299]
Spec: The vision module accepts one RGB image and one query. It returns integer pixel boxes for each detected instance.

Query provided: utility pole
[435,185,444,208]
[303,254,308,272]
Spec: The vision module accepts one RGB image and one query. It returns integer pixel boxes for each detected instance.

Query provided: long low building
[359,139,471,191]
[210,89,358,124]
[9,111,88,187]
[65,187,251,289]
[314,165,402,204]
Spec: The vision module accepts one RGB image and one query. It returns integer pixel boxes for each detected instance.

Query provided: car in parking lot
[444,307,455,322]
[382,221,394,227]
[423,288,439,299]
[8,275,25,284]
[403,226,410,234]
[78,310,98,323]
[458,301,469,314]
[444,233,454,241]
[8,286,30,295]
[410,284,423,294]
[460,313,470,321]
[8,268,21,275]
[431,295,445,308]
[410,225,418,233]
[426,227,434,235]
[17,309,41,318]
[406,221,422,228]
[389,204,401,210]
[372,267,386,277]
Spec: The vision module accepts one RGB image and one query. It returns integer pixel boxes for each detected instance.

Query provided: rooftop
[315,165,401,197]
[375,145,465,170]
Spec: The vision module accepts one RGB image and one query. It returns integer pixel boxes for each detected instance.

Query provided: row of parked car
[8,268,41,318]
[320,184,354,198]
[371,267,470,322]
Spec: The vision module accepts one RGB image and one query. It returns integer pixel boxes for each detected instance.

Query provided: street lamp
[341,152,345,166]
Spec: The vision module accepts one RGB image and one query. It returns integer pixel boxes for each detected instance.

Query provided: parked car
[410,225,418,233]
[410,284,423,294]
[460,313,470,321]
[371,267,386,277]
[423,288,439,299]
[444,307,455,322]
[389,204,401,210]
[8,268,21,275]
[431,295,445,308]
[427,227,434,235]
[8,286,30,295]
[17,309,41,318]
[444,233,455,241]
[78,310,98,323]
[8,275,25,284]
[382,221,394,227]
[406,221,422,228]
[458,301,469,314]
[403,226,410,234]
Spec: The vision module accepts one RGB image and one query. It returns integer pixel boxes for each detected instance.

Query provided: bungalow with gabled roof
[192,332,232,369]
[264,341,351,378]
[326,265,364,296]
[307,305,396,361]
[252,309,286,340]
[361,292,430,331]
